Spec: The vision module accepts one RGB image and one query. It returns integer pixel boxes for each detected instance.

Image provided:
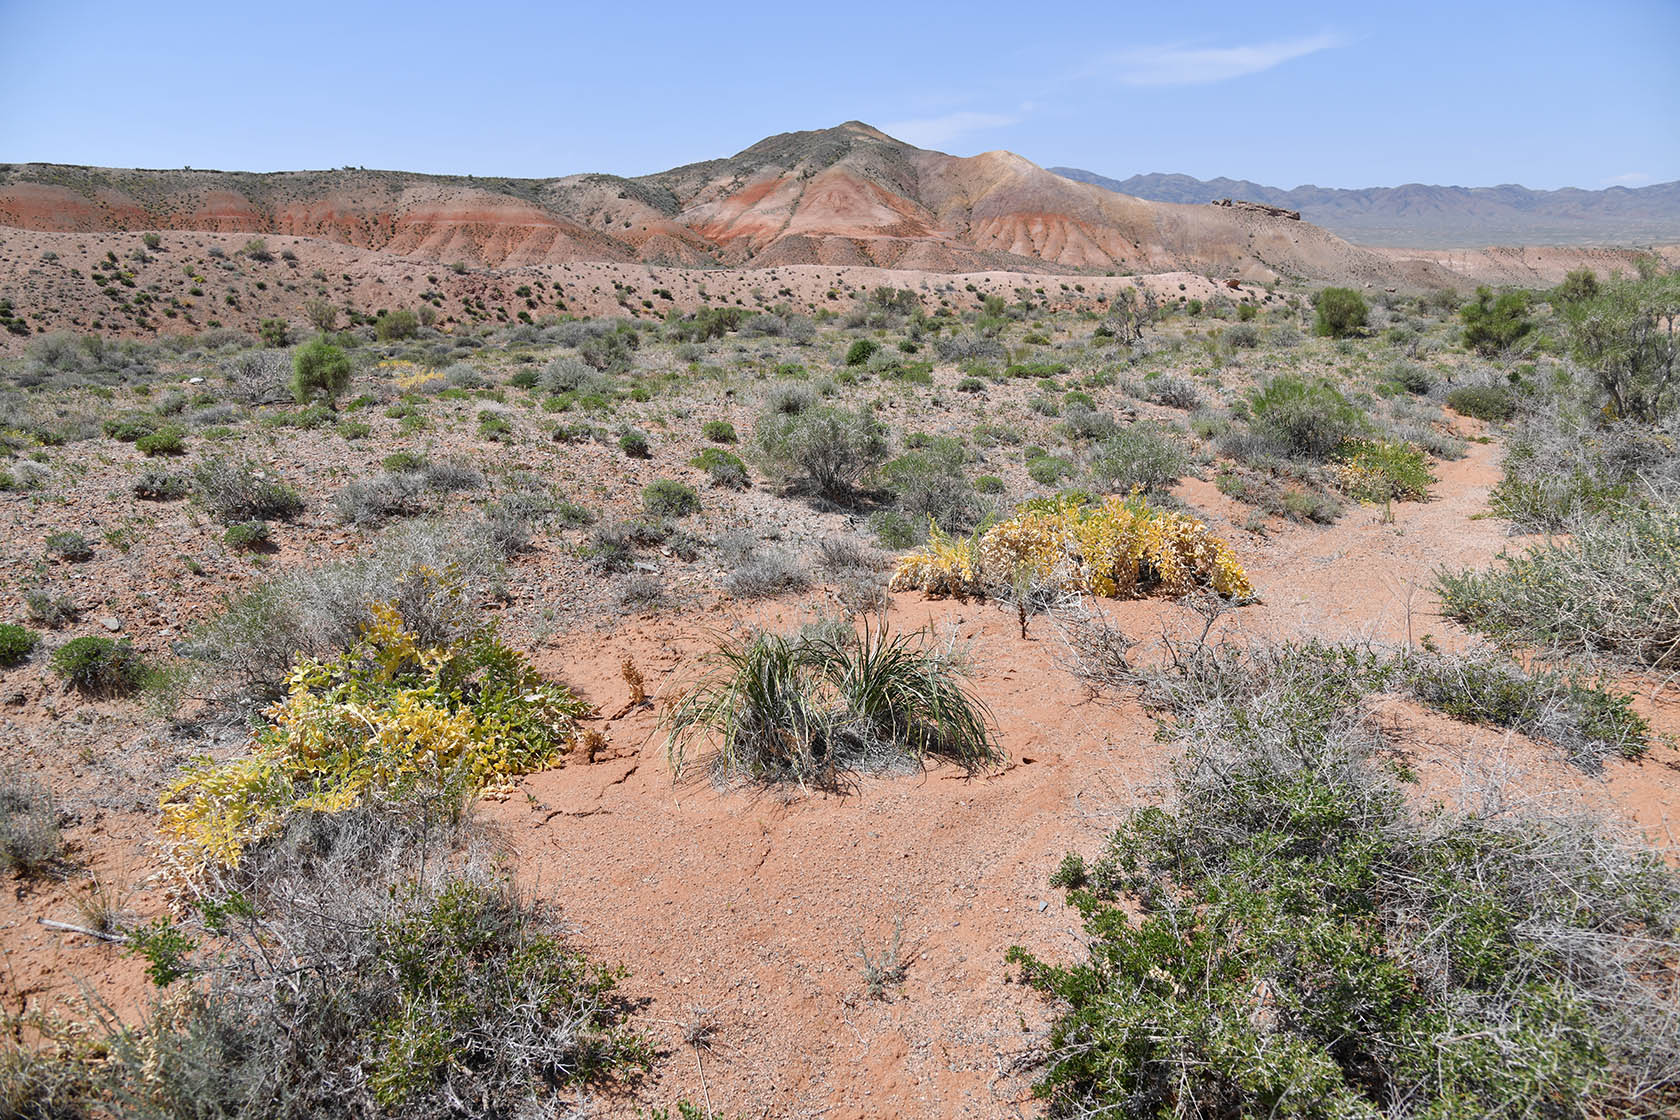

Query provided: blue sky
[2,0,1675,190]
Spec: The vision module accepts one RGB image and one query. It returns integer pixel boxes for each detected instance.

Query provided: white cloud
[1602,171,1653,187]
[1098,32,1347,87]
[879,110,1023,150]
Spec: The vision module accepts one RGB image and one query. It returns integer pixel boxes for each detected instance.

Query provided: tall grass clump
[662,616,998,787]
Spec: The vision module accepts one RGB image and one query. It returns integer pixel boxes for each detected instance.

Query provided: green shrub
[692,447,749,489]
[0,623,39,665]
[258,318,289,347]
[374,308,420,342]
[194,456,305,523]
[46,531,94,562]
[869,510,918,549]
[135,425,187,456]
[52,635,143,694]
[618,428,650,458]
[507,369,539,389]
[1087,423,1190,494]
[754,406,888,503]
[223,520,271,550]
[1396,648,1646,767]
[1005,360,1068,379]
[1559,265,1680,422]
[1028,455,1075,486]
[1484,423,1659,531]
[643,480,700,517]
[845,338,878,366]
[880,442,979,533]
[702,419,738,443]
[1460,285,1533,355]
[975,474,1005,494]
[662,617,999,786]
[283,402,336,430]
[103,412,159,442]
[1446,384,1517,421]
[1334,438,1433,502]
[382,451,429,473]
[1010,640,1679,1119]
[6,808,649,1117]
[554,501,594,527]
[1438,503,1680,670]
[1248,376,1367,460]
[1386,361,1433,394]
[291,338,352,405]
[1312,286,1368,338]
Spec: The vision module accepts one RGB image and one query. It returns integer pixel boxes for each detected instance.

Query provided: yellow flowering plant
[161,603,588,883]
[891,493,1253,601]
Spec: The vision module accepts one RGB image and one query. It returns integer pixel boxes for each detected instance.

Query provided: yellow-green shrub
[162,602,587,882]
[1336,438,1433,503]
[890,495,1253,601]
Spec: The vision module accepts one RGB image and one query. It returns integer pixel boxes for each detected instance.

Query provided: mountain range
[1048,168,1680,248]
[0,123,1411,287]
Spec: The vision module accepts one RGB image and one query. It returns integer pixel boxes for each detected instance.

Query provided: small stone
[100,616,121,632]
[187,377,205,385]
[1038,900,1049,913]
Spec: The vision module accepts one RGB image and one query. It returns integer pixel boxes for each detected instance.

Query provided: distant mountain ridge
[1049,168,1680,248]
[0,123,1427,288]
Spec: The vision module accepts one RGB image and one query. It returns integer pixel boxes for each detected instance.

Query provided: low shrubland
[1439,501,1680,670]
[4,805,646,1119]
[1010,636,1679,1118]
